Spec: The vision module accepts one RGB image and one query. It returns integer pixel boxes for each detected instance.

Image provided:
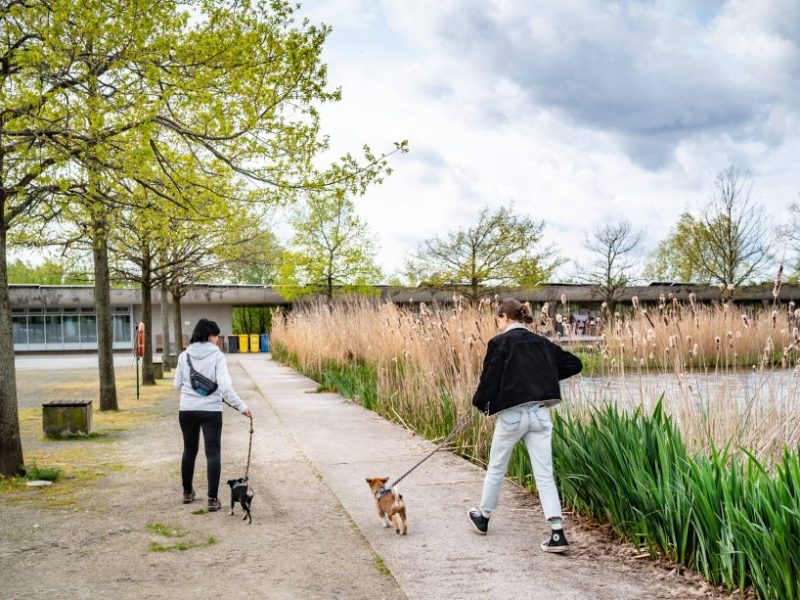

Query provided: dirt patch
[1,363,404,600]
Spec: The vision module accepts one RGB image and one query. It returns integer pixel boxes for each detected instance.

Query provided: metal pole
[136,354,140,400]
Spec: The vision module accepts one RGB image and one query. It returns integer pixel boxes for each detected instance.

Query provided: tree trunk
[0,222,24,476]
[160,281,171,371]
[172,290,184,358]
[92,210,119,411]
[141,261,155,385]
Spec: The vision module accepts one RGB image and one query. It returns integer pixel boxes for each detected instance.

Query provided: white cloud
[298,0,800,280]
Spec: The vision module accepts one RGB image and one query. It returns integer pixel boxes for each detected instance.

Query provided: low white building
[9,284,287,353]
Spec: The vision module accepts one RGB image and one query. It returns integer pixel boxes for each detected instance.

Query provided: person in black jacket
[467,298,582,553]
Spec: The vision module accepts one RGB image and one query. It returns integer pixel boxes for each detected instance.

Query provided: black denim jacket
[472,327,583,416]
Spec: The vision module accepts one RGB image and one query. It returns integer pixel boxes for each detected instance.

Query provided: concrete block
[42,400,93,438]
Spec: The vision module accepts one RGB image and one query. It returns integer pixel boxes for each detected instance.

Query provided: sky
[296,0,800,281]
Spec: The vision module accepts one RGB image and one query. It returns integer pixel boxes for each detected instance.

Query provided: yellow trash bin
[238,334,249,353]
[249,334,259,354]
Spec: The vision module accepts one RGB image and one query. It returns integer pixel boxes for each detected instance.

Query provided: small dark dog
[227,477,254,524]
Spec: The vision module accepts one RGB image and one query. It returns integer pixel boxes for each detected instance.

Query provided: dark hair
[497,298,533,324]
[189,319,221,344]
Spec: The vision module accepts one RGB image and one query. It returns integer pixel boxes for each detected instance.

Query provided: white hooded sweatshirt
[173,342,248,413]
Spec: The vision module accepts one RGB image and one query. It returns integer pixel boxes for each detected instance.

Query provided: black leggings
[179,411,223,499]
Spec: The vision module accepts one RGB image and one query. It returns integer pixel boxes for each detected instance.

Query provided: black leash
[244,415,253,479]
[378,415,471,498]
[223,399,254,480]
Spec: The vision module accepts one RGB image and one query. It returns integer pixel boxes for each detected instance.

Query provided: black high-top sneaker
[468,508,489,535]
[540,528,568,553]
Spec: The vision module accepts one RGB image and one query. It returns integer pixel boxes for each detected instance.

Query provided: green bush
[25,464,62,482]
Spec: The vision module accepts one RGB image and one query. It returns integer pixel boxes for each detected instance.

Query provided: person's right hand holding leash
[242,408,253,418]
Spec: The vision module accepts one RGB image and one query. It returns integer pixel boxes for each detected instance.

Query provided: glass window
[28,316,45,344]
[64,315,80,343]
[12,316,27,345]
[113,314,132,342]
[80,315,97,343]
[46,315,63,344]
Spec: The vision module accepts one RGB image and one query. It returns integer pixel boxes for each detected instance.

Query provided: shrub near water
[273,298,800,598]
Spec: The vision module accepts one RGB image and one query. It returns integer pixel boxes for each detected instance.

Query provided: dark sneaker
[208,497,222,512]
[182,489,195,504]
[468,508,489,535]
[541,528,568,553]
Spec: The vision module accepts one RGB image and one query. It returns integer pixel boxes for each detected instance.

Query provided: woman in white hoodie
[174,319,252,511]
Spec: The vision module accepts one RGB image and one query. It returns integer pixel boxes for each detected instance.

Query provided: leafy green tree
[222,230,284,286]
[6,258,69,285]
[0,0,403,476]
[405,203,562,301]
[278,191,382,299]
[576,220,642,311]
[643,213,702,282]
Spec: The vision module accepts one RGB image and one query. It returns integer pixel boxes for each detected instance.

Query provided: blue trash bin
[259,333,270,352]
[227,335,239,353]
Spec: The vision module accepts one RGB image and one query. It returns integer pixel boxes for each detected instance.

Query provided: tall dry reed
[272,296,800,463]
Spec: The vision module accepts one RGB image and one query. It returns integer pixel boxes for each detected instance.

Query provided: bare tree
[576,220,643,311]
[778,200,800,282]
[692,167,773,286]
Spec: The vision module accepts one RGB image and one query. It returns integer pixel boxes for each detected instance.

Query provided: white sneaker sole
[540,543,568,553]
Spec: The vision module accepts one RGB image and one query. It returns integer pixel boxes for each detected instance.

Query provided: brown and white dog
[366,477,408,535]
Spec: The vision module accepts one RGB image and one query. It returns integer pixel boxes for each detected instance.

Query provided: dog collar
[375,487,392,500]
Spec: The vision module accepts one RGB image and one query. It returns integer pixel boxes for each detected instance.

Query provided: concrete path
[235,354,705,600]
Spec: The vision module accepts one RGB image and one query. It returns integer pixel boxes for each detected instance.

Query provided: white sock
[549,517,563,530]
[481,509,491,519]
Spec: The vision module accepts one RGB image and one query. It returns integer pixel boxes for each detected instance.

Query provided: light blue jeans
[479,401,562,521]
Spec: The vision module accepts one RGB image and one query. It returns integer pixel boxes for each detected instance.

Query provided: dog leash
[377,415,471,499]
[244,415,254,479]
[223,399,254,480]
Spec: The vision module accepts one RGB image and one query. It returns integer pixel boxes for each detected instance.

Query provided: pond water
[563,367,800,408]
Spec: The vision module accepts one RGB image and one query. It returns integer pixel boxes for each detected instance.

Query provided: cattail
[541,302,549,315]
[727,283,734,291]
[642,309,655,328]
[794,309,800,320]
[741,314,749,328]
[715,336,721,350]
[560,294,567,305]
[773,264,784,299]
[692,343,698,357]
[555,314,563,324]
[632,296,640,311]
[669,335,677,348]
[659,293,666,306]
[772,310,778,328]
